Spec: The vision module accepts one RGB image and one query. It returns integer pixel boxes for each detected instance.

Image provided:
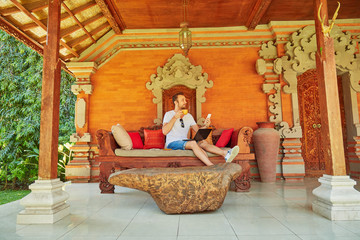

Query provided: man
[162,92,239,166]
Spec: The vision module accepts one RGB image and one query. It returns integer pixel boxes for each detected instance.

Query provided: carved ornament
[278,121,302,138]
[146,54,213,124]
[259,41,277,59]
[256,59,267,75]
[71,84,93,95]
[70,133,91,143]
[262,83,283,123]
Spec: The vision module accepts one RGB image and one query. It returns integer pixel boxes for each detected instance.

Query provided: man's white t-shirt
[163,110,197,148]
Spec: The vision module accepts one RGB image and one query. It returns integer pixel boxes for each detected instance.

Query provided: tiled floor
[1,178,360,240]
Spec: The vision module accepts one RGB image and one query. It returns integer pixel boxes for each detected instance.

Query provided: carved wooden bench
[96,126,255,193]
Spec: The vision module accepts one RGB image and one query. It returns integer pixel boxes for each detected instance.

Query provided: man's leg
[185,141,214,166]
[198,140,227,157]
[198,140,239,162]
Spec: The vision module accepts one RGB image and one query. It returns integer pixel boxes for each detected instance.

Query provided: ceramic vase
[253,122,280,182]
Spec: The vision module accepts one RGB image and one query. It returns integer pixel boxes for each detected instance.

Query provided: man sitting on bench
[162,92,239,166]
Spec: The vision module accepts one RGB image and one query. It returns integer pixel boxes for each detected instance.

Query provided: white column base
[312,174,360,220]
[17,178,70,224]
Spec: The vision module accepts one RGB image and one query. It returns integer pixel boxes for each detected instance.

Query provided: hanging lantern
[179,0,192,56]
[179,22,192,56]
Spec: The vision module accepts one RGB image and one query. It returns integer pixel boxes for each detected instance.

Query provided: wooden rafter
[246,0,272,30]
[0,7,20,16]
[0,15,71,67]
[24,0,48,13]
[0,15,43,55]
[106,0,126,30]
[75,28,111,55]
[22,22,39,31]
[82,13,104,26]
[61,2,96,44]
[9,0,79,58]
[94,0,121,34]
[67,22,109,47]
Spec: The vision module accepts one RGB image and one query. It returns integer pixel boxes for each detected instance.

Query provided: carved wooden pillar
[17,0,69,224]
[312,0,360,220]
[65,62,97,182]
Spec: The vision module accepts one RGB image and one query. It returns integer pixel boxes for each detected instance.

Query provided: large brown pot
[253,122,280,182]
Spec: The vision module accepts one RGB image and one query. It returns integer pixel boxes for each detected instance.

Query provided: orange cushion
[215,128,234,147]
[143,129,165,149]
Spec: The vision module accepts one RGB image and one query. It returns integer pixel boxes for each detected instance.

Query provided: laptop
[183,128,212,142]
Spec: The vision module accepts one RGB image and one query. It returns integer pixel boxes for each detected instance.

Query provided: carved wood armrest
[237,127,253,154]
[96,129,116,156]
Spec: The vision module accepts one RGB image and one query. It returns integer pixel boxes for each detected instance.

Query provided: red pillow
[128,132,144,149]
[215,128,234,147]
[143,129,165,149]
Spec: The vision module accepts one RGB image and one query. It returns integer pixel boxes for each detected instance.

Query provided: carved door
[298,70,347,177]
[298,70,325,177]
[162,85,196,120]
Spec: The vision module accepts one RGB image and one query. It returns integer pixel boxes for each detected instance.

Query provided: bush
[0,30,76,189]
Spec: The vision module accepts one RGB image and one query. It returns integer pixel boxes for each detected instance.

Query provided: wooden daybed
[96,126,255,193]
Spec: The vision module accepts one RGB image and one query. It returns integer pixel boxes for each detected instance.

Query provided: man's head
[172,92,187,109]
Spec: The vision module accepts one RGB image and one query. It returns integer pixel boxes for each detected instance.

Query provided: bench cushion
[114,148,230,158]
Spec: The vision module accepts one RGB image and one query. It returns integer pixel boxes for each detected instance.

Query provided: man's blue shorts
[167,140,188,150]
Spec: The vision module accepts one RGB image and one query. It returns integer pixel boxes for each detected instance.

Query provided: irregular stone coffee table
[108,163,242,214]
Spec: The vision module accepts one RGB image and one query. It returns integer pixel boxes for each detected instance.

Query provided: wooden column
[314,0,346,176]
[38,0,61,179]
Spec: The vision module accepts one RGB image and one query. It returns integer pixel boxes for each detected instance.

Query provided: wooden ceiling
[0,0,359,63]
[109,0,360,29]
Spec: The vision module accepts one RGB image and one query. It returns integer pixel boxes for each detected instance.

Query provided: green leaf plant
[0,30,76,190]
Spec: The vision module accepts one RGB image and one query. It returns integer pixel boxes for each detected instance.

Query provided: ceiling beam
[67,23,109,47]
[61,1,96,44]
[21,22,39,31]
[0,15,43,55]
[0,7,20,16]
[24,0,48,13]
[82,13,103,26]
[73,1,98,15]
[94,0,121,34]
[246,0,272,30]
[105,0,126,31]
[0,14,68,68]
[9,0,79,58]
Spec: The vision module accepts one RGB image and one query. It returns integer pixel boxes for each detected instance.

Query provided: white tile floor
[1,178,360,240]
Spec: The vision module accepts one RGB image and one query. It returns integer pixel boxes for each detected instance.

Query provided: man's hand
[204,117,211,128]
[174,110,184,119]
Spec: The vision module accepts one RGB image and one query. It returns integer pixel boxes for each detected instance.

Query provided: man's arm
[191,118,211,132]
[162,111,183,135]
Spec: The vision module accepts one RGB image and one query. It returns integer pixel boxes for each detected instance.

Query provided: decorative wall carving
[256,59,267,75]
[71,84,93,95]
[278,121,302,138]
[146,54,213,124]
[70,133,91,143]
[262,83,283,123]
[259,41,277,59]
[257,24,360,138]
[76,98,86,128]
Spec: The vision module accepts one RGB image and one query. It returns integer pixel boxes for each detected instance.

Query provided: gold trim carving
[146,54,213,124]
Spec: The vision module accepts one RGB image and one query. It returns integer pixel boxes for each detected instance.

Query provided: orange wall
[89,47,267,143]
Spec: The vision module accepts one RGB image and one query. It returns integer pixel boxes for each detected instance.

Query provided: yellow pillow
[111,124,132,150]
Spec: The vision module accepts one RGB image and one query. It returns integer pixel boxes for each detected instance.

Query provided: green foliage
[58,143,73,182]
[0,30,76,189]
[0,189,31,205]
